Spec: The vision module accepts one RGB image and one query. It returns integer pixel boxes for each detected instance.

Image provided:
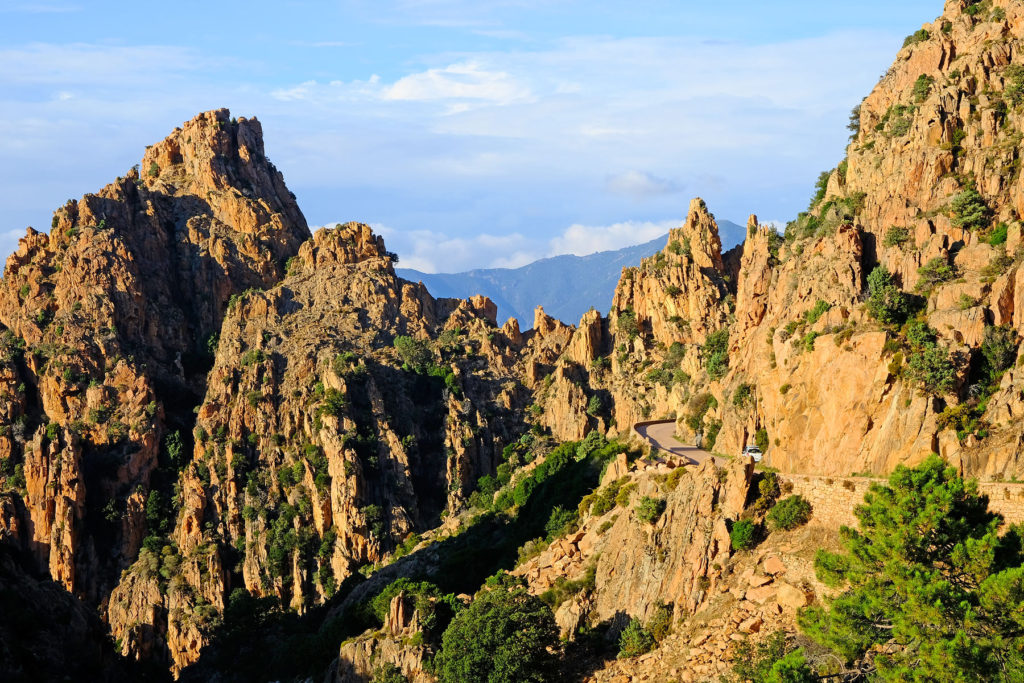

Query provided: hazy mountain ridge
[398,220,745,327]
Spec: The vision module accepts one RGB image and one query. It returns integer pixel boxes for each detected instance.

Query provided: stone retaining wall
[782,473,1024,527]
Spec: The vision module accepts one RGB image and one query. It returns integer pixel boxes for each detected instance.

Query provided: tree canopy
[434,574,559,683]
[798,455,1024,681]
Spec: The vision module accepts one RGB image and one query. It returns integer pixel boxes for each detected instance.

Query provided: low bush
[617,618,655,659]
[635,496,666,524]
[730,519,758,550]
[767,495,813,531]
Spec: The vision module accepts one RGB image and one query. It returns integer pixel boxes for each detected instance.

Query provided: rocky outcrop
[515,457,754,630]
[0,108,310,609]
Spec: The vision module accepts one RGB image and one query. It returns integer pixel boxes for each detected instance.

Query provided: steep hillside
[398,220,745,328]
[531,0,1024,479]
[7,1,1024,680]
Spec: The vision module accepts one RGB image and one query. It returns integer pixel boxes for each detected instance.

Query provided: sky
[1,0,942,273]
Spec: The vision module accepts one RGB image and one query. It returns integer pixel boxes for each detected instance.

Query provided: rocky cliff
[531,0,1024,480]
[7,2,1024,679]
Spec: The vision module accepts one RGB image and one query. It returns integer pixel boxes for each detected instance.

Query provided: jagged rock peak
[669,197,724,272]
[140,108,305,229]
[297,222,392,269]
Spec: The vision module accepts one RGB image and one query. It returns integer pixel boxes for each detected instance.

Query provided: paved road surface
[635,421,730,466]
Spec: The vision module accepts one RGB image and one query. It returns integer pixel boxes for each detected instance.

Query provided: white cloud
[605,170,682,199]
[548,220,675,257]
[368,224,540,272]
[384,62,532,105]
[362,217,677,273]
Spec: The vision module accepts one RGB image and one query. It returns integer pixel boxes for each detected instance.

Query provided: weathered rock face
[0,109,311,608]
[108,221,537,673]
[549,0,1024,478]
[515,457,754,631]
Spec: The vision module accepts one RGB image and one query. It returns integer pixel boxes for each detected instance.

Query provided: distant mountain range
[398,219,745,327]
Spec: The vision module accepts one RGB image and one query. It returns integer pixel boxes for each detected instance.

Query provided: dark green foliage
[915,257,956,292]
[393,335,432,372]
[702,329,730,381]
[902,28,929,48]
[704,419,722,451]
[617,308,640,341]
[754,427,769,454]
[848,103,862,139]
[539,564,596,609]
[755,472,781,513]
[617,618,655,659]
[586,394,603,417]
[950,187,992,231]
[981,323,1018,380]
[544,506,577,541]
[371,663,408,683]
[904,320,957,395]
[766,496,812,531]
[809,171,831,210]
[362,504,385,538]
[1006,65,1024,106]
[877,104,915,137]
[731,632,815,683]
[866,266,912,327]
[732,383,753,409]
[804,300,831,326]
[987,222,1009,246]
[240,349,266,367]
[368,578,457,634]
[730,519,757,550]
[635,496,666,524]
[882,225,911,249]
[435,580,558,683]
[912,74,934,103]
[800,456,1024,680]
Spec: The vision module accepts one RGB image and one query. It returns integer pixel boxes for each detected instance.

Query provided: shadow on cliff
[179,441,622,682]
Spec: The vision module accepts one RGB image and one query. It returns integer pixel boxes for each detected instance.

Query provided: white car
[741,445,763,463]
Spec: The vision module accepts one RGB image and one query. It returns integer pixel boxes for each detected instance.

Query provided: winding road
[634,421,730,466]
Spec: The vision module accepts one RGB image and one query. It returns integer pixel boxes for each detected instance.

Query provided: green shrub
[617,308,640,341]
[767,495,813,530]
[704,419,722,451]
[730,519,757,550]
[981,324,1018,381]
[866,266,912,326]
[915,258,955,292]
[902,29,929,48]
[732,632,815,683]
[950,187,992,231]
[702,329,730,381]
[635,496,666,524]
[912,74,934,103]
[883,226,911,249]
[393,335,432,372]
[754,428,769,454]
[371,663,408,683]
[804,300,831,326]
[435,579,558,682]
[617,618,655,659]
[732,383,753,409]
[987,222,1009,246]
[905,325,957,396]
[1006,65,1024,106]
[544,506,577,540]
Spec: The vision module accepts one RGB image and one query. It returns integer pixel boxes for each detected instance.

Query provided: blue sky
[1,0,941,272]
